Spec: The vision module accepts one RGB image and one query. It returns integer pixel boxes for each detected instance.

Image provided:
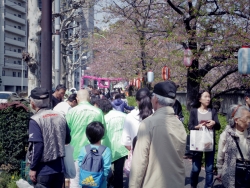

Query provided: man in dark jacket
[52,84,66,108]
[173,99,184,122]
[28,87,71,188]
[111,94,134,113]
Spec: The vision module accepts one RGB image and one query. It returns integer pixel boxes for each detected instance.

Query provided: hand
[214,174,222,181]
[206,120,215,129]
[29,170,37,182]
[195,122,206,129]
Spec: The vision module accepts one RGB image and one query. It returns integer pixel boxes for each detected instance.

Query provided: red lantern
[238,46,250,74]
[162,66,170,80]
[135,79,141,89]
[184,48,193,67]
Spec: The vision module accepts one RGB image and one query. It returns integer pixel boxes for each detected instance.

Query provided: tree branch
[208,67,238,91]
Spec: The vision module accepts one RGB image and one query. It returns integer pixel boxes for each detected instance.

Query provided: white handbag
[64,144,76,178]
[190,126,214,152]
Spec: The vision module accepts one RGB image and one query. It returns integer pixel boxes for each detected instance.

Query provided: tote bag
[64,144,76,178]
[190,126,214,152]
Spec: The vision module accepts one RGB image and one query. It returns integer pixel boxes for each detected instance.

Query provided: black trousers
[34,173,64,188]
[112,156,126,188]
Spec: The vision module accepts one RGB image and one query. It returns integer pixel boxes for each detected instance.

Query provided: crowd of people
[26,82,250,188]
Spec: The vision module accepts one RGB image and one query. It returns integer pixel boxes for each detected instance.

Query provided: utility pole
[54,0,60,87]
[41,0,52,91]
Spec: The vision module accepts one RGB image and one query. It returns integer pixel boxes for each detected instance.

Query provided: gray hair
[154,93,176,107]
[30,97,49,108]
[227,104,248,128]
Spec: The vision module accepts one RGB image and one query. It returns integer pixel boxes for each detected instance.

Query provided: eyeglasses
[231,105,242,118]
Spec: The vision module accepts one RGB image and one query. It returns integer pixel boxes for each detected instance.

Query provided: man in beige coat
[129,81,187,188]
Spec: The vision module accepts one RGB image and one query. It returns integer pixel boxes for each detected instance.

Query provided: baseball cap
[152,81,177,99]
[30,87,49,99]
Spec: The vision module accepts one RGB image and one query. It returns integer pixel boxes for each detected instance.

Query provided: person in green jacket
[96,99,128,188]
[66,89,106,188]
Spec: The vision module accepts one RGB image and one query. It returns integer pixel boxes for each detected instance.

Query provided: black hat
[152,81,177,99]
[30,87,49,99]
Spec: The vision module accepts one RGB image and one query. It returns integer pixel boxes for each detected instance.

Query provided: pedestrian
[121,88,153,151]
[129,81,187,188]
[111,93,134,113]
[173,99,184,122]
[78,121,112,188]
[216,105,250,188]
[27,87,71,188]
[188,90,221,188]
[52,84,66,108]
[66,89,106,188]
[53,93,77,116]
[244,90,250,111]
[98,99,128,188]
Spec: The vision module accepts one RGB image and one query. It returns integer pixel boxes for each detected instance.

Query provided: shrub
[0,172,19,188]
[0,102,30,173]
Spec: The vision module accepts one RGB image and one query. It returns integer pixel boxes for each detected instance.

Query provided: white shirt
[121,109,141,147]
[53,101,72,117]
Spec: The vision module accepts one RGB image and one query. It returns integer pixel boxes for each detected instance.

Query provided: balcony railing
[5,37,26,48]
[5,25,26,36]
[4,50,22,58]
[5,0,26,13]
[5,12,26,25]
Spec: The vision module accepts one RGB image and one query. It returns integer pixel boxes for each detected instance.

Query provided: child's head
[86,121,105,144]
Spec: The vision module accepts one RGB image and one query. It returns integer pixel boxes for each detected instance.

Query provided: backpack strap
[97,145,107,155]
[85,144,106,155]
[85,144,92,154]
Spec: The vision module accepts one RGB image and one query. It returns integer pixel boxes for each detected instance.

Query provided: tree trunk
[26,0,41,94]
[186,59,200,110]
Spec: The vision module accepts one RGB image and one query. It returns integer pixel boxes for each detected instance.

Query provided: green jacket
[102,110,128,162]
[66,101,106,160]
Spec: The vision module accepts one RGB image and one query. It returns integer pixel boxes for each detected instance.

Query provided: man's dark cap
[152,81,177,99]
[30,87,49,99]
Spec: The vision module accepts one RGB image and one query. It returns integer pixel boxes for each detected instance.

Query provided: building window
[14,61,16,64]
[13,72,16,77]
[18,72,21,77]
[14,49,16,52]
[18,61,21,65]
[18,3,21,6]
[14,14,17,16]
[14,26,16,28]
[18,38,21,41]
[18,49,21,53]
[2,70,5,76]
[18,26,21,30]
[18,15,21,18]
[14,37,16,40]
[24,70,27,78]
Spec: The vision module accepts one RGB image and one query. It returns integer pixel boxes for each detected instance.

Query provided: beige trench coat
[129,106,187,188]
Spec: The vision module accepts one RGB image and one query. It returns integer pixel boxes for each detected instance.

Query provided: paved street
[123,159,224,188]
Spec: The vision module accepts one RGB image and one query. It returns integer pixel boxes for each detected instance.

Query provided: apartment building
[0,0,28,93]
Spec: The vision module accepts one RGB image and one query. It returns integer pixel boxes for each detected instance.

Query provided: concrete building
[0,0,28,92]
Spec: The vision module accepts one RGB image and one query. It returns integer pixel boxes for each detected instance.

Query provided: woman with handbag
[188,90,221,188]
[216,104,250,188]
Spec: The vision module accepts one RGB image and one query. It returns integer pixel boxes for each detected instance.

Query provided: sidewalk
[123,159,224,188]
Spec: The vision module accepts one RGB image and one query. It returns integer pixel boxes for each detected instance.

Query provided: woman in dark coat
[188,90,221,188]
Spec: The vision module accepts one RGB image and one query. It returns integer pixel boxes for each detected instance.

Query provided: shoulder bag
[231,135,250,188]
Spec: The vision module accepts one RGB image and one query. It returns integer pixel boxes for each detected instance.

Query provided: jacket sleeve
[212,109,221,130]
[188,109,197,130]
[124,102,135,111]
[216,131,226,175]
[129,121,150,188]
[29,142,44,170]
